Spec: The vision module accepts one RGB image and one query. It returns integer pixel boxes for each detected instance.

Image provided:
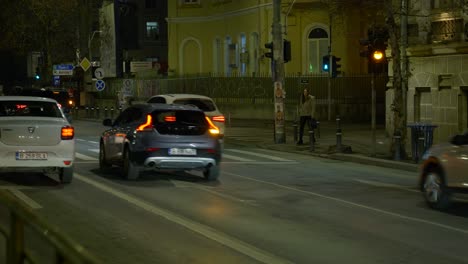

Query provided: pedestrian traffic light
[34,67,41,80]
[322,55,330,72]
[264,42,273,59]
[332,56,341,77]
[283,39,291,63]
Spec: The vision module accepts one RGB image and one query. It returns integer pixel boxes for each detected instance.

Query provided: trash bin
[407,123,438,163]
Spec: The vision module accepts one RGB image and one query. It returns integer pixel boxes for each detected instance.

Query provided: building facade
[386,0,468,144]
[167,0,371,76]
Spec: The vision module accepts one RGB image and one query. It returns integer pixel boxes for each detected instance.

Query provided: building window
[146,21,159,40]
[307,28,328,74]
[145,0,157,8]
[182,0,200,4]
[431,18,463,43]
[239,33,247,76]
[224,36,232,76]
[213,38,223,74]
[250,32,259,75]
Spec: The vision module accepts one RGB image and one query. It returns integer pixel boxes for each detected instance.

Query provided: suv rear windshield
[173,99,216,112]
[152,110,208,135]
[0,101,62,118]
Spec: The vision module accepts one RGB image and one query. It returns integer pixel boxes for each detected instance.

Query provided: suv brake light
[205,117,220,135]
[137,114,154,131]
[212,115,225,122]
[61,126,74,140]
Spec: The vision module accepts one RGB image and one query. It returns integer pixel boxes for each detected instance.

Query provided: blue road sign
[53,76,60,86]
[95,80,106,91]
[53,64,74,70]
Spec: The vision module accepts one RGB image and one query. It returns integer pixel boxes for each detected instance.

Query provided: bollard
[104,107,108,118]
[316,121,320,138]
[85,106,89,118]
[110,107,114,119]
[417,135,425,163]
[74,106,79,119]
[393,130,401,161]
[91,107,95,119]
[336,116,342,152]
[96,106,100,119]
[293,123,298,143]
[119,106,122,114]
[308,130,315,152]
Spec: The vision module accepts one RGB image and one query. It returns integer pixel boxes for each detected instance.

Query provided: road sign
[53,64,74,76]
[80,57,91,72]
[53,76,60,86]
[95,80,106,91]
[94,68,104,79]
[122,79,133,97]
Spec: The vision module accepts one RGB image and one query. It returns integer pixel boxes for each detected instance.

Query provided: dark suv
[99,103,222,181]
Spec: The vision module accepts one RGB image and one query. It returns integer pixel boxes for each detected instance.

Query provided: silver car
[99,103,222,181]
[419,133,468,209]
[0,96,75,183]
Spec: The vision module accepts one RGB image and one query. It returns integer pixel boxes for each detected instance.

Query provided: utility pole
[272,0,285,144]
[327,14,332,121]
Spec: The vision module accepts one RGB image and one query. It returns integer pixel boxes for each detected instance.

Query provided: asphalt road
[0,120,467,264]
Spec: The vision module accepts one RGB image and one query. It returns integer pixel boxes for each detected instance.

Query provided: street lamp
[88,30,102,63]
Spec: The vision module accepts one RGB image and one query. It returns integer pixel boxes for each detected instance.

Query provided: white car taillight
[61,126,74,140]
[212,115,225,122]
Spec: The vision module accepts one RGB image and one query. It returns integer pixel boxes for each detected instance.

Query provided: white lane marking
[76,139,86,142]
[75,173,291,264]
[224,172,468,235]
[222,161,298,165]
[9,189,42,209]
[225,149,293,162]
[75,153,97,161]
[222,154,255,162]
[88,141,99,144]
[354,179,419,193]
[89,149,99,153]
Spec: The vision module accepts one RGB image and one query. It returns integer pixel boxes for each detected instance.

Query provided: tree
[0,0,79,83]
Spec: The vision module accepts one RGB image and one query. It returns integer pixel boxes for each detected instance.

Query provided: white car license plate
[168,148,196,156]
[16,152,48,160]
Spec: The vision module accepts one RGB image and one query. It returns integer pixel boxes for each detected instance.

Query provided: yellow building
[167,0,370,76]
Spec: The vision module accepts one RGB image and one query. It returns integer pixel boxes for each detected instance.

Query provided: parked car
[0,96,75,183]
[419,133,468,209]
[99,103,222,181]
[147,94,225,136]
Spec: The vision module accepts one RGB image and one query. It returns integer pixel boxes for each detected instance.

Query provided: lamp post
[88,30,102,62]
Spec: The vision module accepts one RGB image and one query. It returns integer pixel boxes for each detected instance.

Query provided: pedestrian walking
[297,88,317,145]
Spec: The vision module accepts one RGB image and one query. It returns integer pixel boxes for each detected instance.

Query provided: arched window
[307,28,329,74]
[213,37,222,74]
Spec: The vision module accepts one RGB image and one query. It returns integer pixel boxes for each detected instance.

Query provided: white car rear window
[173,98,216,112]
[0,101,62,118]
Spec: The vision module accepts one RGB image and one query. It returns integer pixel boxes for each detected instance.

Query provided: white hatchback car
[147,94,226,136]
[0,96,75,183]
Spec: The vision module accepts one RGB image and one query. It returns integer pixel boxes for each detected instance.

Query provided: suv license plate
[168,148,196,156]
[16,152,48,160]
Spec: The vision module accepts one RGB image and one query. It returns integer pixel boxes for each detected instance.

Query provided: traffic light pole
[327,14,332,121]
[272,0,285,144]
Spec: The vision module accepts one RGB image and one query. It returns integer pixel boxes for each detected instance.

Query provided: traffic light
[332,56,341,77]
[322,55,330,72]
[360,26,388,74]
[34,67,41,80]
[283,39,291,63]
[264,42,273,59]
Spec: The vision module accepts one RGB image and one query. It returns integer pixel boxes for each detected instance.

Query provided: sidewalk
[224,119,420,173]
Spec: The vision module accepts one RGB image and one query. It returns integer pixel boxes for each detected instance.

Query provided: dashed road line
[225,149,293,162]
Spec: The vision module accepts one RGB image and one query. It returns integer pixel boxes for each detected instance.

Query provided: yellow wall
[168,0,371,76]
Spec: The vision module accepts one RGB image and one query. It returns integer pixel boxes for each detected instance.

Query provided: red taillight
[137,115,153,131]
[164,116,176,122]
[145,147,160,152]
[212,115,225,122]
[63,160,72,165]
[61,126,74,140]
[205,117,220,135]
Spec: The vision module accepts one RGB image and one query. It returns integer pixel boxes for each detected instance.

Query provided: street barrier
[407,123,438,163]
[309,130,315,152]
[0,191,100,264]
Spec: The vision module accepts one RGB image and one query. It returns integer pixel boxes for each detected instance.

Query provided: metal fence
[0,190,100,264]
[95,73,387,122]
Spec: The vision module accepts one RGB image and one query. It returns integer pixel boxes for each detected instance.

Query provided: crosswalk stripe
[225,149,293,162]
[89,149,99,153]
[222,154,255,162]
[75,152,97,161]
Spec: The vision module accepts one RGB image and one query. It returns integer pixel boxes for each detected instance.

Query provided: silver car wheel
[424,173,441,203]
